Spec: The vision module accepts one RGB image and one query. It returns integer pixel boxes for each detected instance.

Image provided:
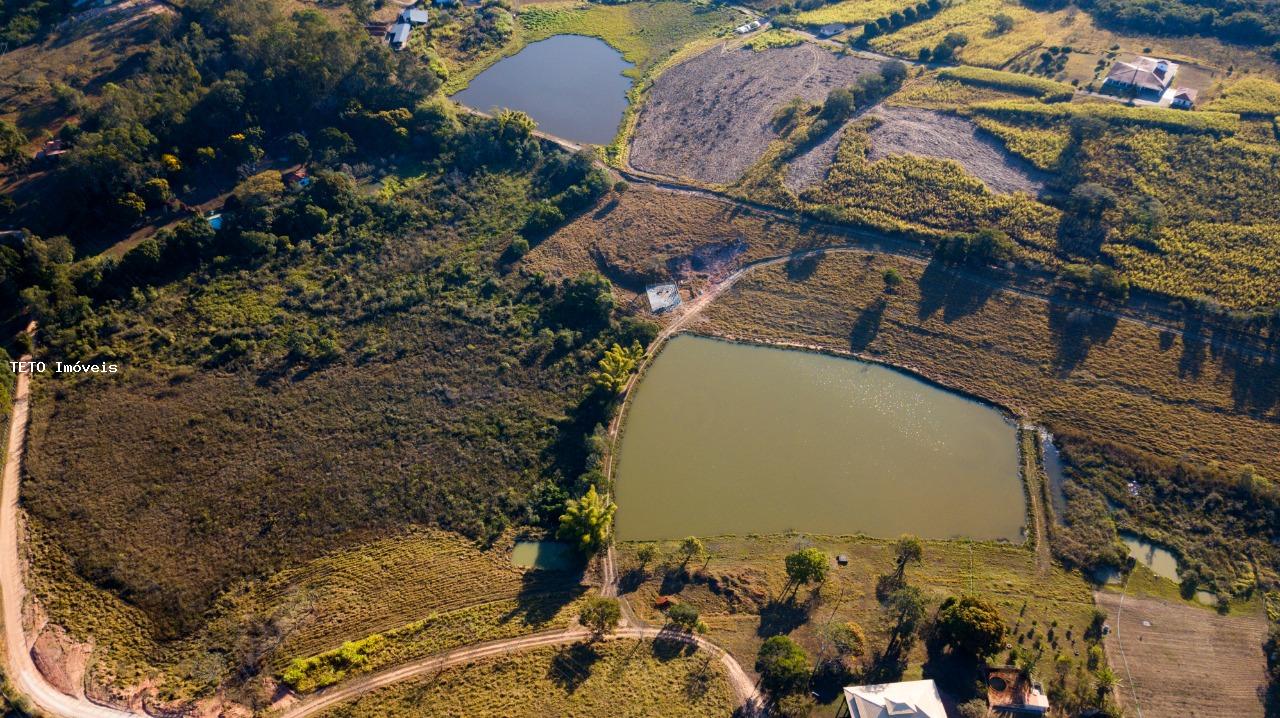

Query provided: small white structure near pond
[645,283,682,313]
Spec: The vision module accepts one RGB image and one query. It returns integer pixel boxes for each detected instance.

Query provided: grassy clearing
[969,115,1071,169]
[970,99,1240,135]
[868,0,1047,67]
[795,0,918,28]
[796,121,1063,259]
[315,638,736,718]
[281,593,588,692]
[616,534,1097,711]
[1095,590,1269,716]
[746,28,805,51]
[1206,76,1280,116]
[690,250,1279,485]
[938,66,1075,101]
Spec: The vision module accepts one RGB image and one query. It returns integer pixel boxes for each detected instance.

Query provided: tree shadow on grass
[849,297,887,352]
[618,566,648,595]
[548,641,602,694]
[812,658,857,704]
[920,647,984,703]
[757,597,809,638]
[1047,299,1118,376]
[1178,312,1206,379]
[916,260,998,324]
[502,569,587,627]
[785,251,824,282]
[652,628,698,663]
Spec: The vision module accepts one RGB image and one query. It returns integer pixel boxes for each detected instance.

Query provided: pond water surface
[613,336,1024,541]
[511,541,579,571]
[451,35,633,145]
[1121,533,1180,581]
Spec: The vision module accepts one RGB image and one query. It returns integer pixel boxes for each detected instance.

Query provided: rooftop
[1105,56,1177,93]
[646,283,682,313]
[844,680,947,718]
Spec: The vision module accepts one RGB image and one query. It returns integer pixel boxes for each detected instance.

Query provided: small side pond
[613,336,1025,542]
[451,35,634,145]
[511,541,579,571]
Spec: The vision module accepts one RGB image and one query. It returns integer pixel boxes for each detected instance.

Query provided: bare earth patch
[1095,591,1268,717]
[782,123,847,192]
[630,43,884,184]
[863,106,1048,195]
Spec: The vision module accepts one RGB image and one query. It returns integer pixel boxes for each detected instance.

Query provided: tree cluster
[859,0,945,42]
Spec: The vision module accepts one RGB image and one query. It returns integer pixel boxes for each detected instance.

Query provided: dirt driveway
[630,42,884,185]
[1095,590,1269,717]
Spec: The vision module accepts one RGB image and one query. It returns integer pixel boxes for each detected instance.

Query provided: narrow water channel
[613,336,1025,541]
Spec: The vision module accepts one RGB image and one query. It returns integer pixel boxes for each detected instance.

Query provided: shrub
[756,635,811,695]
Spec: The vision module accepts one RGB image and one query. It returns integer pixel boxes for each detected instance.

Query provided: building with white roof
[837,680,947,718]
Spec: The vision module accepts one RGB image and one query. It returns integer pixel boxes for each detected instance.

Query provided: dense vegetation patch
[937,66,1075,101]
[1069,0,1280,50]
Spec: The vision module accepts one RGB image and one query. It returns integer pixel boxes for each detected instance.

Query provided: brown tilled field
[629,42,885,184]
[1096,591,1269,717]
[861,106,1048,195]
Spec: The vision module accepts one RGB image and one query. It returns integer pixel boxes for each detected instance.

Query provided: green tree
[828,621,867,660]
[784,548,829,595]
[0,119,26,165]
[678,536,706,567]
[756,635,811,695]
[588,342,644,394]
[992,13,1015,33]
[934,595,1006,658]
[557,485,615,555]
[636,543,658,567]
[882,267,902,292]
[579,596,621,637]
[894,534,923,579]
[667,602,702,632]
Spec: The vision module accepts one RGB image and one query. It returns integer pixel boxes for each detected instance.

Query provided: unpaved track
[1,357,143,718]
[276,626,763,717]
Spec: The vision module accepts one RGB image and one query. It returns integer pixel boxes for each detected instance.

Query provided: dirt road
[276,626,763,717]
[1,360,142,718]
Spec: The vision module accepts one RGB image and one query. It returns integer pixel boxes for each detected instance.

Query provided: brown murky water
[613,336,1024,541]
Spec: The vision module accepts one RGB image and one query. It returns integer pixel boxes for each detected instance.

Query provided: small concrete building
[817,23,847,37]
[400,6,429,24]
[838,680,947,718]
[645,283,682,314]
[1170,87,1198,109]
[986,666,1050,716]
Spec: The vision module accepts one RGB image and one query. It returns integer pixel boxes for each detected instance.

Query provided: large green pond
[613,336,1024,541]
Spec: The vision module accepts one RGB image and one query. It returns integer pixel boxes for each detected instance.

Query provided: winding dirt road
[276,626,762,718]
[2,358,142,718]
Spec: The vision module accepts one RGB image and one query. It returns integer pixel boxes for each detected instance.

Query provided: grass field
[24,524,587,704]
[1206,76,1280,116]
[616,534,1098,712]
[1096,590,1269,716]
[794,0,918,28]
[314,638,736,718]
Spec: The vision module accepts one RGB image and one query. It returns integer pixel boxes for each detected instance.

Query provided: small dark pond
[451,35,633,145]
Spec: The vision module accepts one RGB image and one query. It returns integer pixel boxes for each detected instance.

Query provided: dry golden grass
[314,638,736,718]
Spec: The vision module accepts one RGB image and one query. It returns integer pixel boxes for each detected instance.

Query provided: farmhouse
[837,680,947,718]
[1102,56,1177,100]
[985,666,1050,715]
